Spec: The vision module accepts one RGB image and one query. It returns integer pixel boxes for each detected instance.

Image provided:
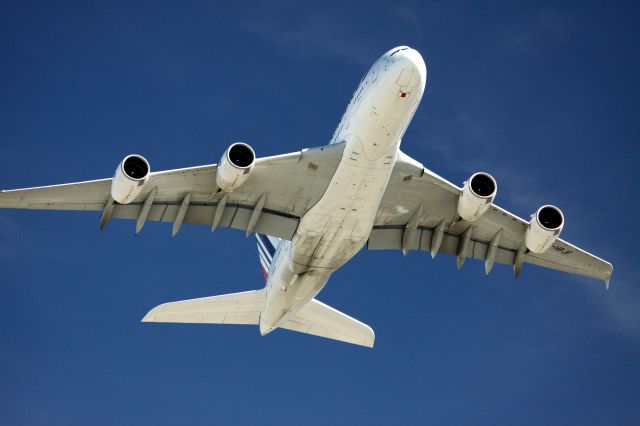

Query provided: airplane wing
[0,143,345,240]
[281,299,375,348]
[370,151,613,287]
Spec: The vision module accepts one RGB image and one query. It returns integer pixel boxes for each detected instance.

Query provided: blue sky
[1,1,638,424]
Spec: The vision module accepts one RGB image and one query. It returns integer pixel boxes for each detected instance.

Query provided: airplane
[0,46,613,348]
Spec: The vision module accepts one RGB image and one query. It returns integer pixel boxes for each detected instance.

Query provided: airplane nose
[394,48,427,92]
[385,47,427,96]
[385,45,411,57]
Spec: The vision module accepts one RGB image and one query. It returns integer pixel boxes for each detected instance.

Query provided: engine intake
[216,142,255,192]
[525,205,564,253]
[111,154,150,204]
[457,172,497,222]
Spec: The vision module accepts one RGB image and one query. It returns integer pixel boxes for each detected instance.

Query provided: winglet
[604,262,613,290]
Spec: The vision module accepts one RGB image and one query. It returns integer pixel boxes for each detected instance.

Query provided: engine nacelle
[525,205,564,253]
[111,154,150,204]
[457,172,497,222]
[216,142,256,192]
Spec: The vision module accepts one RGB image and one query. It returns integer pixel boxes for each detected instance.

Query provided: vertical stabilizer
[256,234,280,282]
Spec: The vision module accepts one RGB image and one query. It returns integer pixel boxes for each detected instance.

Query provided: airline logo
[256,234,277,282]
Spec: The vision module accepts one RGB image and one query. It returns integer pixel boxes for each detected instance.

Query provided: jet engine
[457,172,497,222]
[525,205,564,253]
[111,154,150,204]
[216,142,256,192]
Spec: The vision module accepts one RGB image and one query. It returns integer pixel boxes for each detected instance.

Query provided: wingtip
[363,326,375,348]
[140,308,156,322]
[141,305,161,322]
[367,334,375,348]
[358,337,375,349]
[605,263,613,290]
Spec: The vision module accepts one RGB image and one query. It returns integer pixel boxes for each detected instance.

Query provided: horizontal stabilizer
[282,299,375,348]
[142,290,265,325]
[142,291,374,348]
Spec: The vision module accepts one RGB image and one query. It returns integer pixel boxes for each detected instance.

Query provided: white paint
[259,46,427,334]
[216,142,255,192]
[111,154,150,204]
[0,46,614,347]
[457,172,497,222]
[525,205,564,253]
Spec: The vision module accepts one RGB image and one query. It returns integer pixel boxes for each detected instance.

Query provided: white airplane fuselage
[260,47,427,334]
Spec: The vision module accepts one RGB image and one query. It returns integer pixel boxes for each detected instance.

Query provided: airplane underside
[0,46,612,348]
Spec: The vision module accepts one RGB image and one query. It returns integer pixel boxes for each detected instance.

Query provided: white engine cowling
[457,172,497,222]
[111,154,150,204]
[216,142,255,192]
[525,205,564,253]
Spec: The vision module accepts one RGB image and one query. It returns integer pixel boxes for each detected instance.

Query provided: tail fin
[256,233,280,282]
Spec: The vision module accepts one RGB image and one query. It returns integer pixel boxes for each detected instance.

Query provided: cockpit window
[389,47,409,57]
[358,70,369,84]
